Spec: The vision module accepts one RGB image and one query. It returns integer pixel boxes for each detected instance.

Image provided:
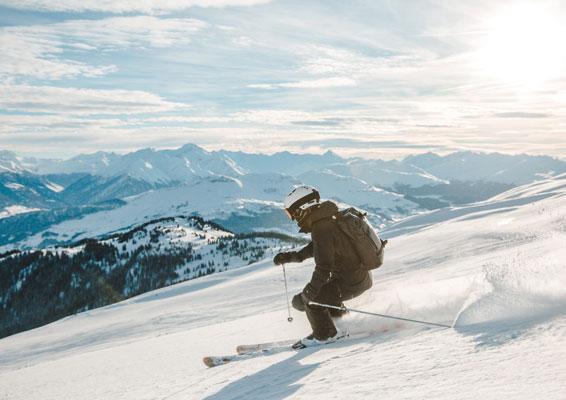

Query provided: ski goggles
[285,207,305,221]
[284,208,295,220]
[285,207,309,222]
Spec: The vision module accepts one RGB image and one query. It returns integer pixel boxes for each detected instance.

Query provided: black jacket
[296,201,372,299]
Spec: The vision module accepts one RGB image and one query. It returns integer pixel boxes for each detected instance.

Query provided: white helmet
[284,185,320,220]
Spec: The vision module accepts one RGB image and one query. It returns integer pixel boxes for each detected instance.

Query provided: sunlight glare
[477,3,566,86]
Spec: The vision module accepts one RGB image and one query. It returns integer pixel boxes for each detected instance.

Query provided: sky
[0,0,565,160]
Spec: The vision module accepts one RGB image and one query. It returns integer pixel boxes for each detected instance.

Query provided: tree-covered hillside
[0,216,306,339]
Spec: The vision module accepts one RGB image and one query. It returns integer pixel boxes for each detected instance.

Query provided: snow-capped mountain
[58,174,158,205]
[0,151,58,175]
[2,144,566,251]
[215,149,344,176]
[0,171,154,211]
[27,144,245,184]
[4,171,419,251]
[0,172,158,247]
[0,172,67,209]
[8,145,564,188]
[1,174,291,250]
[0,151,27,174]
[0,215,305,339]
[297,169,418,220]
[404,151,566,185]
[1,173,564,399]
[326,158,448,188]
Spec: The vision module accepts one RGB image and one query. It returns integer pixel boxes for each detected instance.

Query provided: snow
[4,183,24,190]
[298,169,416,212]
[13,175,286,249]
[404,151,566,185]
[29,145,244,184]
[0,175,565,399]
[44,181,64,192]
[0,205,41,219]
[328,158,448,188]
[8,172,418,250]
[0,151,27,174]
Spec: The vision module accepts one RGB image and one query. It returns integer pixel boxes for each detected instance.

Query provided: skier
[274,185,374,349]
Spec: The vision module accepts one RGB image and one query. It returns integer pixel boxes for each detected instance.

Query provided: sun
[476,3,566,86]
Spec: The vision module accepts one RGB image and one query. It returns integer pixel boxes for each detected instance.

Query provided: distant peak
[402,151,441,162]
[323,150,341,159]
[179,143,205,152]
[70,150,116,160]
[0,150,18,158]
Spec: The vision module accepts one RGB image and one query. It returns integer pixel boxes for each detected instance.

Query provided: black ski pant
[305,273,372,340]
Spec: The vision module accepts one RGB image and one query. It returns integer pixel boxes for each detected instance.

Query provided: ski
[203,341,297,368]
[204,334,350,367]
[203,353,256,368]
[236,339,297,355]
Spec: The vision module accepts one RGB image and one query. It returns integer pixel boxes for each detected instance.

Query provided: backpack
[335,207,387,270]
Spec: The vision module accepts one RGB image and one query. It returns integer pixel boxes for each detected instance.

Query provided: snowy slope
[7,174,298,249]
[330,157,448,188]
[0,172,67,209]
[0,205,41,219]
[6,172,419,250]
[1,174,565,399]
[298,169,419,223]
[404,151,566,185]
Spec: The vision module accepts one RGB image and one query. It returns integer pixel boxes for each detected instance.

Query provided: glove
[292,293,306,312]
[273,251,300,265]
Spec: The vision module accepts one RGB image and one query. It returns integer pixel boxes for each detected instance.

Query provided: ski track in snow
[0,175,566,399]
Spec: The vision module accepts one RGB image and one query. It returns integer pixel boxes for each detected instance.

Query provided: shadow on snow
[203,349,320,400]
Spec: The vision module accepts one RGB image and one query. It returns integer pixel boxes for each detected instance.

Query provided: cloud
[0,31,116,80]
[0,0,271,13]
[2,108,565,161]
[246,45,429,91]
[1,1,566,161]
[230,110,320,125]
[286,138,443,150]
[291,119,343,127]
[249,77,357,90]
[299,45,428,78]
[0,84,190,115]
[55,16,207,49]
[0,16,207,79]
[494,112,551,119]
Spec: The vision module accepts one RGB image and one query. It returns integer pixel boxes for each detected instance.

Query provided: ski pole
[281,263,293,322]
[308,301,452,329]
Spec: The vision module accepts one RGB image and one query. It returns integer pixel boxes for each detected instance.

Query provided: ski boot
[291,331,347,350]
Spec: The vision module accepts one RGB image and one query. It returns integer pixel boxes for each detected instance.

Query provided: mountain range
[5,145,563,186]
[1,144,565,251]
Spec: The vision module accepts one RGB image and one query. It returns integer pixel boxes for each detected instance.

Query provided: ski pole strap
[307,301,452,329]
